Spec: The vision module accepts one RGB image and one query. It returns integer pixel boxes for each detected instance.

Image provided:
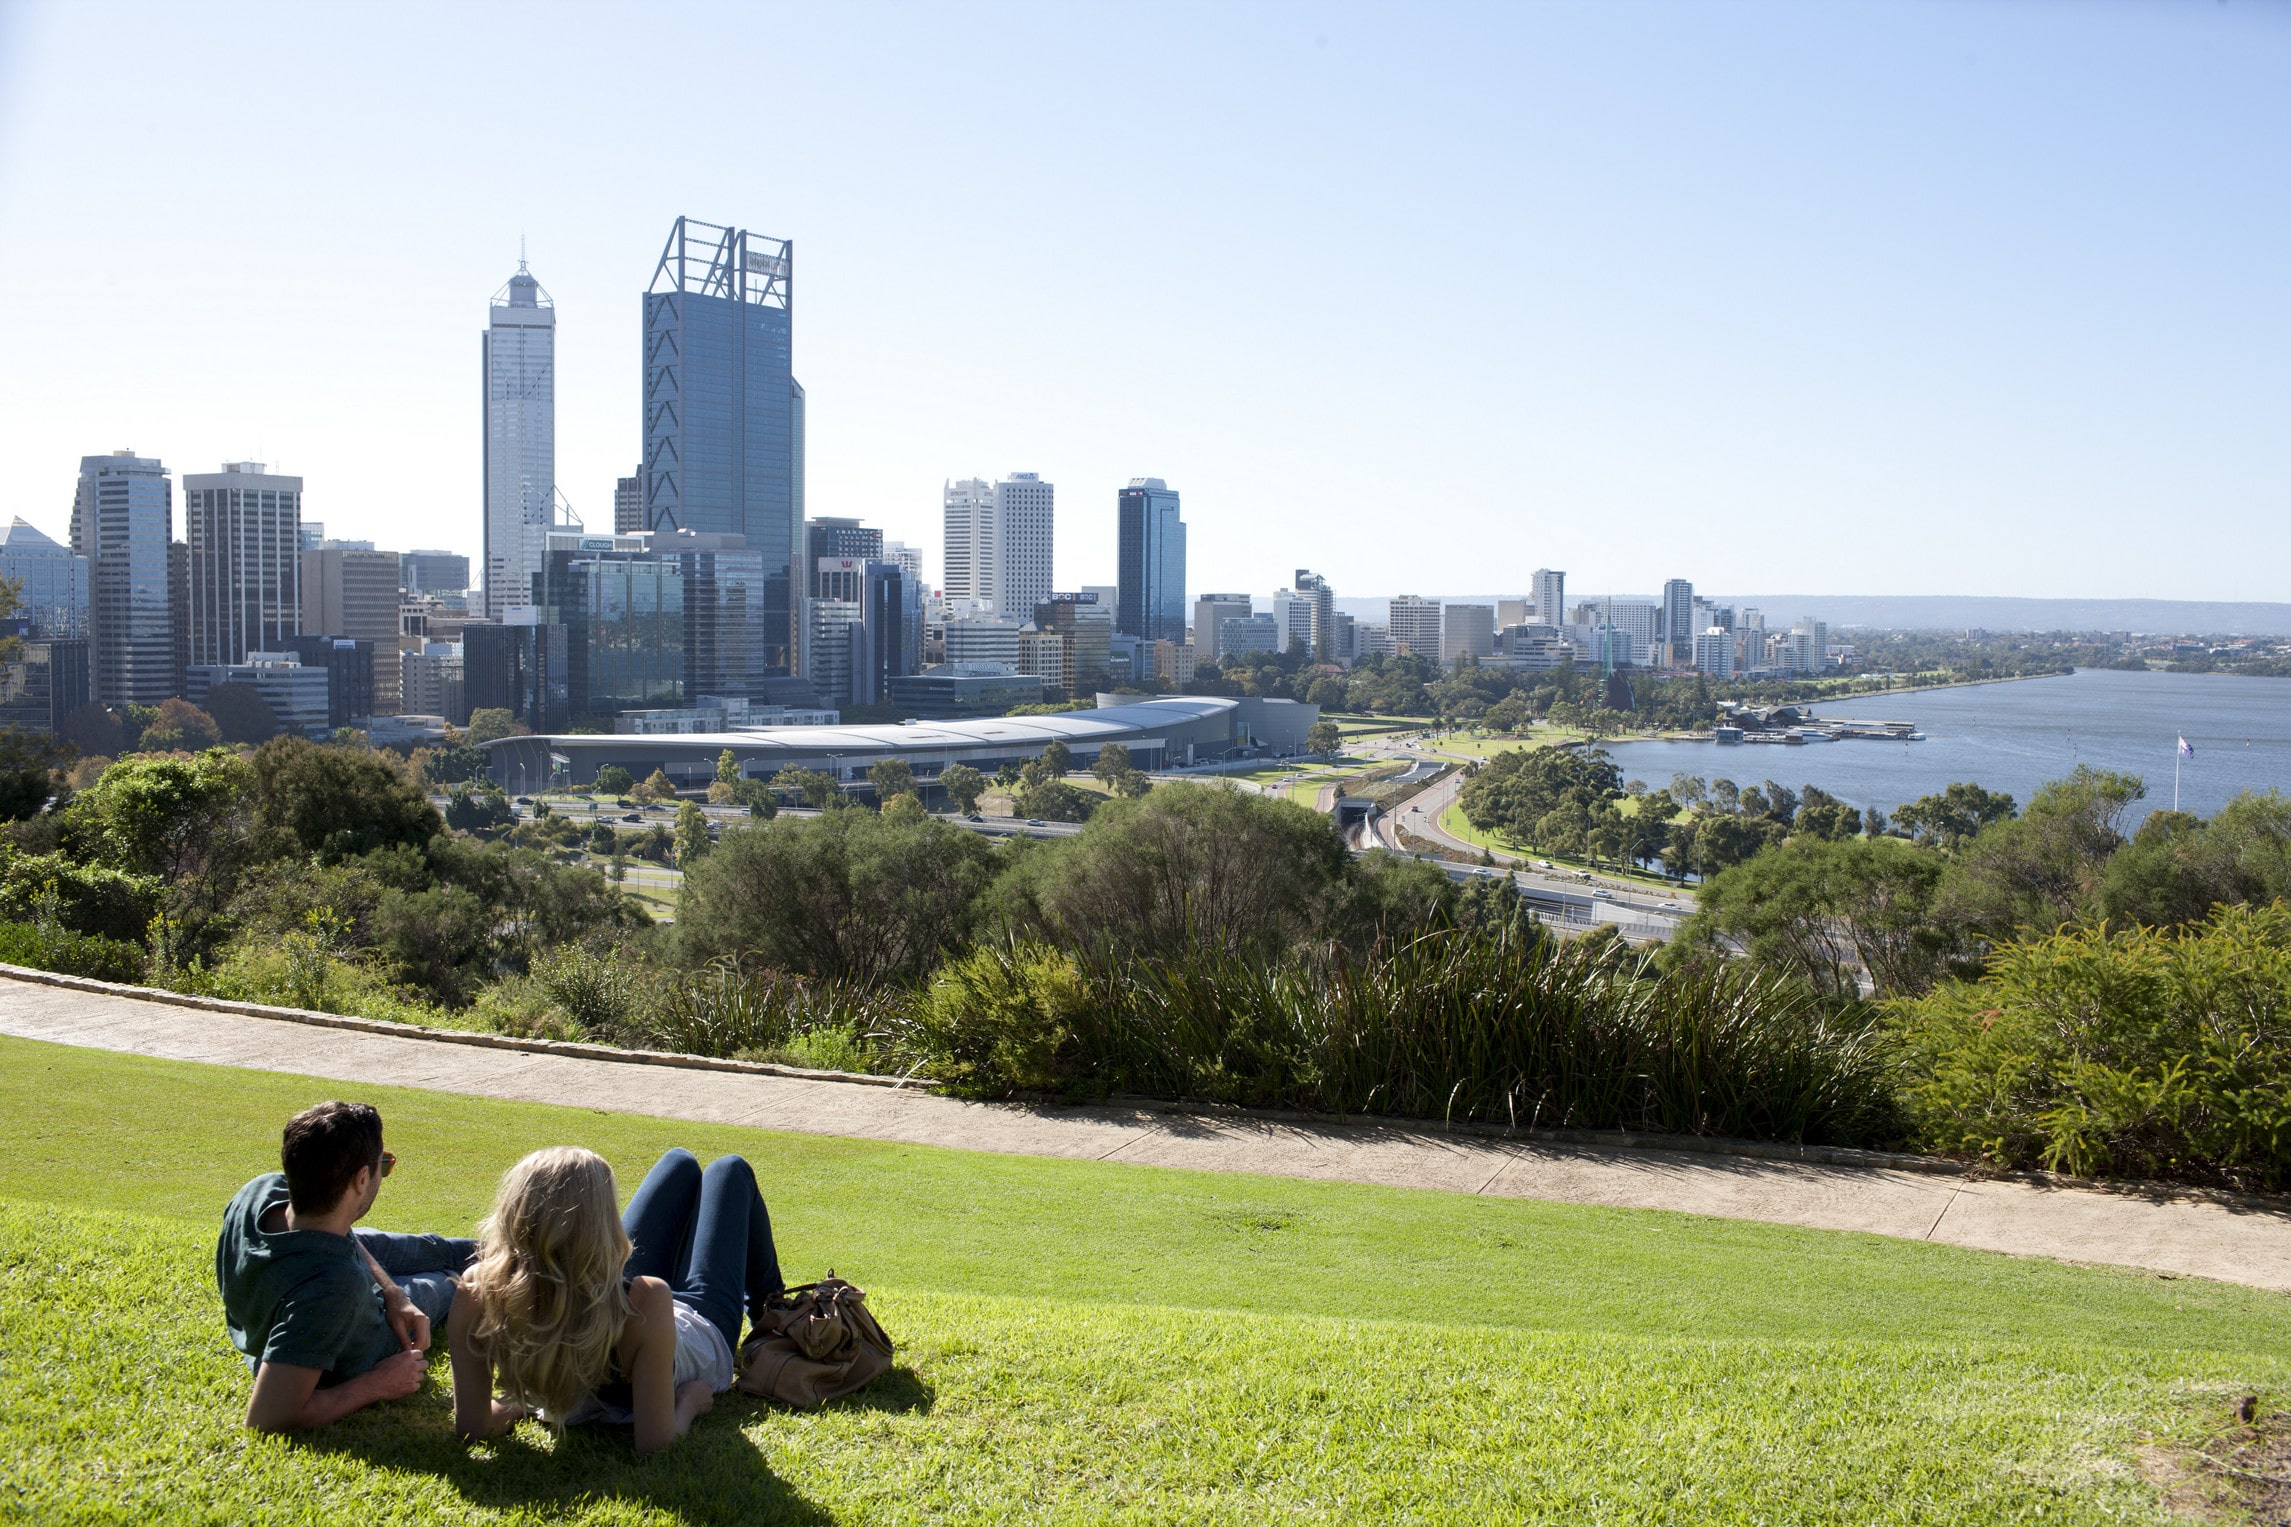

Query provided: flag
[2178,736,2195,759]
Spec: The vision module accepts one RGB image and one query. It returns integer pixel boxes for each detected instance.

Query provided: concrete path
[5,975,2289,1292]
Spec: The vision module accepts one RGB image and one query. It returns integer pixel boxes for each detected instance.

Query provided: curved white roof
[488,696,1239,758]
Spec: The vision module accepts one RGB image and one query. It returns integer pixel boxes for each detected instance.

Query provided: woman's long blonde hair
[459,1147,632,1419]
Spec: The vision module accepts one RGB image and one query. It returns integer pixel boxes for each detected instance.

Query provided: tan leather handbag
[736,1273,894,1408]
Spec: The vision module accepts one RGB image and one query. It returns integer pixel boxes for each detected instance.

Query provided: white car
[1591,889,1614,900]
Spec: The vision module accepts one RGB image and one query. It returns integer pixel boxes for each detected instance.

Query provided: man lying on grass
[215,1101,476,1432]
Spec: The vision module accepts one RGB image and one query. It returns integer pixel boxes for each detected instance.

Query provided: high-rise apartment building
[183,462,301,668]
[614,473,643,534]
[1440,604,1495,664]
[1660,578,1694,662]
[482,259,555,617]
[998,474,1054,619]
[1387,595,1442,661]
[303,545,404,713]
[1291,571,1334,658]
[642,217,803,675]
[0,518,88,638]
[1530,569,1566,627]
[71,451,176,707]
[940,478,995,611]
[1115,478,1185,641]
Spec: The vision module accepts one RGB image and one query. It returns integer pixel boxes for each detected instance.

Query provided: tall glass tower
[70,450,175,706]
[482,259,556,617]
[1115,477,1185,641]
[642,217,803,674]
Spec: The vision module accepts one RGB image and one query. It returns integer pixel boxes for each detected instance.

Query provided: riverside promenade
[4,968,2287,1292]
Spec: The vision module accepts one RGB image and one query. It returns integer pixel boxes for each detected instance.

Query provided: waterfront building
[303,544,403,713]
[1115,478,1186,642]
[482,258,555,618]
[1440,603,1495,664]
[185,651,331,738]
[0,518,88,638]
[72,452,177,707]
[642,217,802,677]
[1530,568,1566,627]
[1216,613,1280,662]
[401,550,469,598]
[1387,596,1442,661]
[184,462,301,668]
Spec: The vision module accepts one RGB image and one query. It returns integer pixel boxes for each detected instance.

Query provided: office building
[1293,571,1334,658]
[303,545,404,713]
[464,614,568,732]
[999,476,1056,620]
[614,472,643,534]
[0,628,89,734]
[1530,569,1566,627]
[940,478,996,611]
[169,539,190,698]
[1495,597,1531,630]
[183,461,301,668]
[1032,593,1110,697]
[805,599,862,707]
[1491,625,1568,671]
[887,665,1043,719]
[1355,622,1395,659]
[1693,628,1735,681]
[1387,596,1441,660]
[944,618,1024,669]
[1604,601,1661,650]
[401,641,466,725]
[185,651,331,739]
[299,522,328,552]
[1015,629,1066,688]
[281,634,376,729]
[1192,594,1252,659]
[1660,579,1694,663]
[859,560,922,705]
[0,518,88,638]
[641,217,802,677]
[880,539,924,588]
[1440,604,1495,664]
[805,518,882,591]
[401,550,470,598]
[1216,613,1280,662]
[1115,478,1185,641]
[71,451,176,707]
[482,257,556,617]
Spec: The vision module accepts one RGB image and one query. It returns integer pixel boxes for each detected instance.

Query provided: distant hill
[1327,595,2291,636]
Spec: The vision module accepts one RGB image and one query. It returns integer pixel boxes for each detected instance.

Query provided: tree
[867,757,916,805]
[634,768,678,803]
[674,800,711,867]
[1111,768,1153,800]
[771,765,840,810]
[1793,786,1860,843]
[1306,721,1342,758]
[880,792,929,826]
[2095,789,2291,931]
[1038,739,1074,778]
[1933,767,2144,941]
[0,729,67,823]
[1685,835,1951,999]
[1005,783,1353,960]
[716,749,740,786]
[1892,782,2017,850]
[1014,778,1097,823]
[205,682,284,746]
[422,745,491,785]
[730,777,777,818]
[465,708,526,745]
[1090,743,1133,786]
[57,703,128,760]
[135,698,220,753]
[443,783,514,834]
[66,749,253,965]
[939,763,986,814]
[250,736,444,862]
[593,764,634,796]
[675,809,1002,984]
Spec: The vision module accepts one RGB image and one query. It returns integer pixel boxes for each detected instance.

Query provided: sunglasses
[377,1151,397,1179]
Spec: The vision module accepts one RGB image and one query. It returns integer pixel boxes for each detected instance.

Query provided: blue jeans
[621,1149,785,1351]
[354,1227,477,1334]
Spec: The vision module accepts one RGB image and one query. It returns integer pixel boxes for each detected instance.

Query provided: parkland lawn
[3,1036,2282,1524]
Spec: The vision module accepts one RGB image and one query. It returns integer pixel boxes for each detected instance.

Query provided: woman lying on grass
[449,1146,786,1454]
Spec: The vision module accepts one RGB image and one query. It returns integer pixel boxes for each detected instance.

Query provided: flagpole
[2174,745,2180,813]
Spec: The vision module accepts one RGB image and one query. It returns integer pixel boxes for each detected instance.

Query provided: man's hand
[384,1293,432,1353]
[368,1348,430,1401]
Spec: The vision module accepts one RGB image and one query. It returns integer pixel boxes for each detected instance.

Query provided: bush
[907,941,1093,1097]
[1891,902,2291,1190]
[0,919,146,984]
[619,959,905,1067]
[593,765,634,796]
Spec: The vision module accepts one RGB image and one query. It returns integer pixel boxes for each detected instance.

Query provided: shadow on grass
[299,1367,934,1526]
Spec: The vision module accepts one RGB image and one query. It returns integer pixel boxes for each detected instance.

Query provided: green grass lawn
[1434,799,1684,890]
[3,1035,2281,1524]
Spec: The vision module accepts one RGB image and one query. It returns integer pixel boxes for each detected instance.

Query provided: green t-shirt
[214,1173,396,1386]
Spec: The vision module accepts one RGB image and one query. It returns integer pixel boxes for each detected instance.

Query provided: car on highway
[966,813,985,822]
[1027,818,1046,826]
[1591,889,1614,900]
[622,813,643,823]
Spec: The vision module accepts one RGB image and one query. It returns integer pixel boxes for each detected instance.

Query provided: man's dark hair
[280,1101,384,1215]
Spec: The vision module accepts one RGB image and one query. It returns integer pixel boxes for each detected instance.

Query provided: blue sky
[1,0,2283,604]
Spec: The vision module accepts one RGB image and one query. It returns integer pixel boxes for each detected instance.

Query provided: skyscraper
[482,258,555,618]
[1660,578,1694,664]
[0,517,88,638]
[1387,595,1442,661]
[941,478,995,612]
[71,451,176,706]
[303,544,404,713]
[613,472,643,534]
[1531,569,1566,628]
[642,217,803,675]
[996,474,1054,619]
[1291,570,1334,658]
[183,461,301,667]
[1115,478,1185,641]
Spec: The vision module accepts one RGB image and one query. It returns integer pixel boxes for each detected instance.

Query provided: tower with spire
[481,251,556,618]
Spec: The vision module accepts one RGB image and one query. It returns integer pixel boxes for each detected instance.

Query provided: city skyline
[2,4,2287,602]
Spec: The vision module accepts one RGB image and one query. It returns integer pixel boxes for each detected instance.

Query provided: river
[1593,669,2290,826]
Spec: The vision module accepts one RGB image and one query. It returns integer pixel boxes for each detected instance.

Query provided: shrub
[620,959,906,1066]
[530,943,643,1034]
[593,765,634,796]
[0,918,146,984]
[907,941,1093,1097]
[1891,902,2291,1190]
